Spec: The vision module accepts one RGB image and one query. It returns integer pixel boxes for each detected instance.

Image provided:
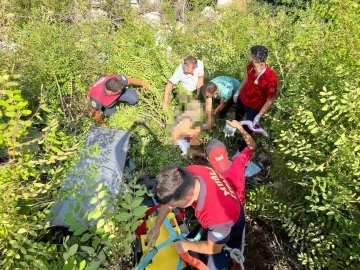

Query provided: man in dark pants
[201,76,241,129]
[234,45,278,156]
[88,74,149,126]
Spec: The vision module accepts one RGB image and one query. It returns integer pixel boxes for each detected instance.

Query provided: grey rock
[88,8,108,20]
[141,11,161,27]
[217,0,233,7]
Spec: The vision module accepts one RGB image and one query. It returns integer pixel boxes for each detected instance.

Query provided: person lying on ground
[205,119,256,205]
[201,76,241,128]
[148,165,245,270]
[88,74,149,126]
[233,45,278,152]
[162,55,204,110]
[170,100,206,157]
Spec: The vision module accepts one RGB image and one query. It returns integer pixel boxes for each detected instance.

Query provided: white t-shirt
[169,60,204,91]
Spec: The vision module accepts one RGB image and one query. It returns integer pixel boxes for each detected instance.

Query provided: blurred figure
[170,100,205,156]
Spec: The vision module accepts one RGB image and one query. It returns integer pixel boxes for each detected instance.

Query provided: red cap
[206,139,231,172]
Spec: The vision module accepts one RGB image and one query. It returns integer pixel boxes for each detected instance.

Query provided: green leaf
[97,219,105,229]
[135,189,146,196]
[34,183,45,188]
[85,260,101,270]
[120,202,131,209]
[92,210,102,220]
[98,250,106,261]
[79,260,86,270]
[74,226,87,236]
[95,228,105,235]
[68,244,78,256]
[74,203,81,213]
[100,200,108,207]
[311,238,320,243]
[124,193,132,204]
[69,224,81,232]
[17,228,27,234]
[310,128,319,134]
[5,111,17,117]
[19,262,29,268]
[63,260,75,270]
[5,81,18,87]
[130,197,143,208]
[24,255,34,260]
[98,190,107,199]
[80,233,92,242]
[321,105,329,111]
[115,212,131,222]
[89,197,98,204]
[133,205,148,218]
[80,246,95,254]
[95,183,103,192]
[63,252,69,261]
[92,237,100,248]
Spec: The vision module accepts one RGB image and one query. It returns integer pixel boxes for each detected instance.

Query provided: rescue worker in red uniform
[149,164,245,269]
[88,74,149,125]
[205,119,256,206]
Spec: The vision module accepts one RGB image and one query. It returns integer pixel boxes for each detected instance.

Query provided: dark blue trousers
[204,205,246,270]
[103,87,139,116]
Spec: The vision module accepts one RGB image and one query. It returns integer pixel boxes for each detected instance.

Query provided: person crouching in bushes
[202,76,241,128]
[88,74,149,126]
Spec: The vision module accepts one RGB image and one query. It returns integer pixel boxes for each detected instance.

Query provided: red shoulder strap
[135,204,161,237]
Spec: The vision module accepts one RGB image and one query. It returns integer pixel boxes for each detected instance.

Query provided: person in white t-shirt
[162,55,204,110]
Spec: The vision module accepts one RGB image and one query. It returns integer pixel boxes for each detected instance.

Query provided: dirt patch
[183,207,304,270]
[242,216,305,270]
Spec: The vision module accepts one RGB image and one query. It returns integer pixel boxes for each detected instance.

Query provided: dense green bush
[0,72,80,268]
[246,0,360,268]
[1,0,360,269]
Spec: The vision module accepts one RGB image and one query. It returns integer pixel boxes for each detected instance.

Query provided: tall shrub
[247,1,360,268]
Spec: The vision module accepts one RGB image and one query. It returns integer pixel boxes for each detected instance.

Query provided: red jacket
[88,74,126,107]
[240,64,278,110]
[187,165,240,228]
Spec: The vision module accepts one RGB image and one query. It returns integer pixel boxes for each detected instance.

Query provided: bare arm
[162,82,173,110]
[258,97,275,117]
[227,120,256,150]
[176,239,224,255]
[196,76,204,96]
[154,205,172,228]
[205,98,213,128]
[233,75,248,101]
[90,107,106,126]
[147,204,172,242]
[213,100,227,116]
[253,97,275,125]
[127,77,149,89]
